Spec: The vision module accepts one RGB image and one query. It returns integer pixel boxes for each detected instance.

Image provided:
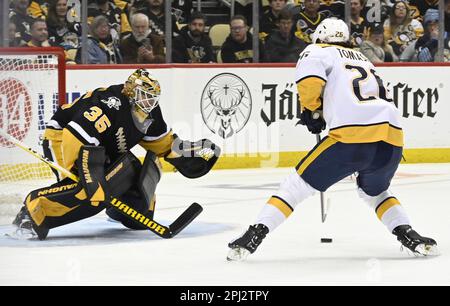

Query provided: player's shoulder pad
[297,44,331,66]
[299,44,330,58]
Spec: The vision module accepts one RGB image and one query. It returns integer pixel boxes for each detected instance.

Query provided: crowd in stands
[7,0,450,64]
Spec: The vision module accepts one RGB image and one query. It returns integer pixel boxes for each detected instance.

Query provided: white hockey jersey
[295,43,403,147]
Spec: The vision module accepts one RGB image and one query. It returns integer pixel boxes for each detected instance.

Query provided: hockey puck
[321,238,333,243]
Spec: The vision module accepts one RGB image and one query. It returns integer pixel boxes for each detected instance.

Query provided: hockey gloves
[299,109,326,134]
[165,135,221,179]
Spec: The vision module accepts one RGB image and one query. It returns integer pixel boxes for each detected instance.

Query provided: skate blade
[4,226,37,240]
[227,247,251,262]
[401,244,440,257]
[415,244,440,257]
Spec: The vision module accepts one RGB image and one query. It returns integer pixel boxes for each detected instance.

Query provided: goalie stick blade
[167,203,203,238]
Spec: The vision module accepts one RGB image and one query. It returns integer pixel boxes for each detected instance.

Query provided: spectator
[350,0,369,48]
[400,9,439,62]
[88,0,131,42]
[234,0,265,27]
[446,0,450,62]
[221,15,263,63]
[135,0,180,37]
[113,0,132,14]
[120,13,165,63]
[26,19,51,47]
[9,21,27,47]
[28,0,48,19]
[360,24,397,63]
[319,0,345,19]
[172,0,193,24]
[264,9,306,62]
[172,12,214,63]
[383,1,423,57]
[9,0,36,43]
[407,0,438,21]
[292,0,327,44]
[76,15,122,64]
[260,0,288,41]
[46,0,81,47]
[129,0,147,12]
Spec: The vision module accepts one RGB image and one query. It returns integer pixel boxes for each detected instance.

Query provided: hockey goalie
[11,68,220,240]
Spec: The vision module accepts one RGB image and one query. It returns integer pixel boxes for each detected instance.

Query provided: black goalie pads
[105,151,142,197]
[138,151,161,206]
[105,151,161,229]
[164,135,221,179]
[76,146,109,202]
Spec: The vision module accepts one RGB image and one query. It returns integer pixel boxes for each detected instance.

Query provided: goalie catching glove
[164,134,221,178]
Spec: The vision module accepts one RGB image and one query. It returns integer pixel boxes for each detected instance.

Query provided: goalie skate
[7,206,49,240]
[7,206,37,240]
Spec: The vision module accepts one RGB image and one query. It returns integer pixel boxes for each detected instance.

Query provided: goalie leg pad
[42,138,61,181]
[24,178,106,231]
[105,151,142,197]
[20,151,143,234]
[105,151,160,230]
[138,151,161,209]
[105,189,153,230]
[76,146,109,203]
[165,136,221,179]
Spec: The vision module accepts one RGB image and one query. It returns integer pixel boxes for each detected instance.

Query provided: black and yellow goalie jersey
[44,84,173,171]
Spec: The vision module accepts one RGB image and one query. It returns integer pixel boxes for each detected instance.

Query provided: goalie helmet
[311,18,349,44]
[123,68,161,114]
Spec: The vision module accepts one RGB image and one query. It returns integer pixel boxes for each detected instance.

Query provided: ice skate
[227,224,269,261]
[8,206,37,240]
[392,225,439,257]
[9,206,49,241]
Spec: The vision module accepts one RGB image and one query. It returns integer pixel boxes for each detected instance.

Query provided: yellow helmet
[124,68,161,114]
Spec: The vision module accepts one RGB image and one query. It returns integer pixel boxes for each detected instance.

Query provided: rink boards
[1,64,450,170]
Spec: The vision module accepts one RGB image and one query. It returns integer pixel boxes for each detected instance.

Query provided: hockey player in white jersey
[227,18,438,261]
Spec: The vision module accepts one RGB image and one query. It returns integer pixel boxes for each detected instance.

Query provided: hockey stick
[0,129,202,238]
[316,133,333,243]
[316,133,328,223]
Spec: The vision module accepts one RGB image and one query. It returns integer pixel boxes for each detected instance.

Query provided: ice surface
[0,164,449,285]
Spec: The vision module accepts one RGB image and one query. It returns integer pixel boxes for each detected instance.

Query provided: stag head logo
[200,73,252,139]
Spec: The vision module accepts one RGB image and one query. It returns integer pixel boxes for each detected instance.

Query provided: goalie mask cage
[0,47,66,219]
